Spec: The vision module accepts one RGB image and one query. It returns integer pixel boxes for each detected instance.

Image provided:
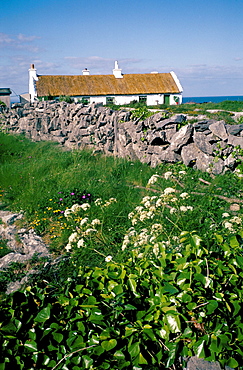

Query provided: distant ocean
[182,96,243,104]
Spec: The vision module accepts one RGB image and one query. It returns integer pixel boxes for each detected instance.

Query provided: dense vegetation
[0,102,243,369]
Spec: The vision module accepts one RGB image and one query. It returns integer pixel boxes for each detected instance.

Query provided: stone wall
[1,101,243,174]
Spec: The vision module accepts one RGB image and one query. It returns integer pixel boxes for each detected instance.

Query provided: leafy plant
[59,95,73,103]
[131,106,154,121]
[0,239,11,258]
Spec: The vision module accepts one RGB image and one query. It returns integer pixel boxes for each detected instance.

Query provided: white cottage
[30,61,183,105]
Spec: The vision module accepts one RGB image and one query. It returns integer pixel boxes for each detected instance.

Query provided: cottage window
[81,97,90,104]
[106,96,115,105]
[139,95,147,104]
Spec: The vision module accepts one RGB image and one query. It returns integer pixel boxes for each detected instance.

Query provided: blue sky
[1,0,243,98]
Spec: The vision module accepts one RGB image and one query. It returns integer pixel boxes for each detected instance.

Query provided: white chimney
[82,68,90,75]
[29,64,38,103]
[113,60,123,78]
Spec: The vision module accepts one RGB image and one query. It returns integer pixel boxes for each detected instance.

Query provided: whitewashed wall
[73,93,182,105]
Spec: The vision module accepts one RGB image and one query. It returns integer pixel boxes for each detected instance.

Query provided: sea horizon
[182,95,243,104]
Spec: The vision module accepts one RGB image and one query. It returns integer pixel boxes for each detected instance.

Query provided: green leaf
[138,352,148,364]
[128,278,137,293]
[101,339,117,351]
[207,300,218,314]
[164,313,181,333]
[230,235,239,248]
[124,326,138,337]
[143,328,156,341]
[52,332,64,343]
[114,350,125,359]
[227,358,238,368]
[24,339,38,352]
[194,339,206,358]
[0,319,22,334]
[124,304,137,310]
[34,306,51,323]
[162,282,179,295]
[128,341,140,358]
[82,355,93,368]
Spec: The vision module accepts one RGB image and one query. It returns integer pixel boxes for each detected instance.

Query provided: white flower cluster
[94,197,117,207]
[222,212,242,232]
[65,218,102,251]
[65,205,102,252]
[128,188,193,226]
[234,168,243,178]
[147,174,160,185]
[64,203,91,217]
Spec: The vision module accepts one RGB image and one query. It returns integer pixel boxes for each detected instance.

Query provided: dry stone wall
[1,101,243,174]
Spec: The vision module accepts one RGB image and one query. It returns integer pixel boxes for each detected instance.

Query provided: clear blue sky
[1,0,243,98]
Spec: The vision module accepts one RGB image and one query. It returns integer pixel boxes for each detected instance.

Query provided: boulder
[209,121,228,141]
[170,124,193,152]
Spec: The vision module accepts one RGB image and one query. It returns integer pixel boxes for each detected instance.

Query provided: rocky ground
[0,209,50,294]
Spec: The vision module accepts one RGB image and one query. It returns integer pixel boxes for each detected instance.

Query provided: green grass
[1,130,243,262]
[1,130,243,368]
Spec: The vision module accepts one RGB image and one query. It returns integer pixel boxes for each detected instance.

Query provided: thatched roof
[36,73,181,97]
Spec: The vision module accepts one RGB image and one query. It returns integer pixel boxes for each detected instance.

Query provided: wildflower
[151,223,163,234]
[105,255,112,262]
[135,206,144,212]
[77,238,85,248]
[180,192,189,199]
[155,198,164,207]
[147,174,159,185]
[103,198,117,207]
[153,243,160,256]
[64,209,72,217]
[180,206,193,212]
[224,221,234,231]
[71,204,81,212]
[141,196,151,204]
[144,201,151,208]
[94,198,102,206]
[80,203,90,211]
[128,212,135,219]
[84,228,97,235]
[170,207,177,214]
[164,171,173,180]
[70,192,75,195]
[68,232,78,243]
[91,218,101,226]
[231,216,242,224]
[80,217,89,226]
[222,212,230,218]
[65,243,72,252]
[164,187,176,195]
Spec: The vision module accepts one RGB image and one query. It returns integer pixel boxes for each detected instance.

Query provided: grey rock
[181,143,202,167]
[224,153,237,169]
[158,146,182,163]
[186,356,221,370]
[227,134,243,149]
[226,123,243,136]
[194,131,214,155]
[209,121,228,141]
[170,124,193,152]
